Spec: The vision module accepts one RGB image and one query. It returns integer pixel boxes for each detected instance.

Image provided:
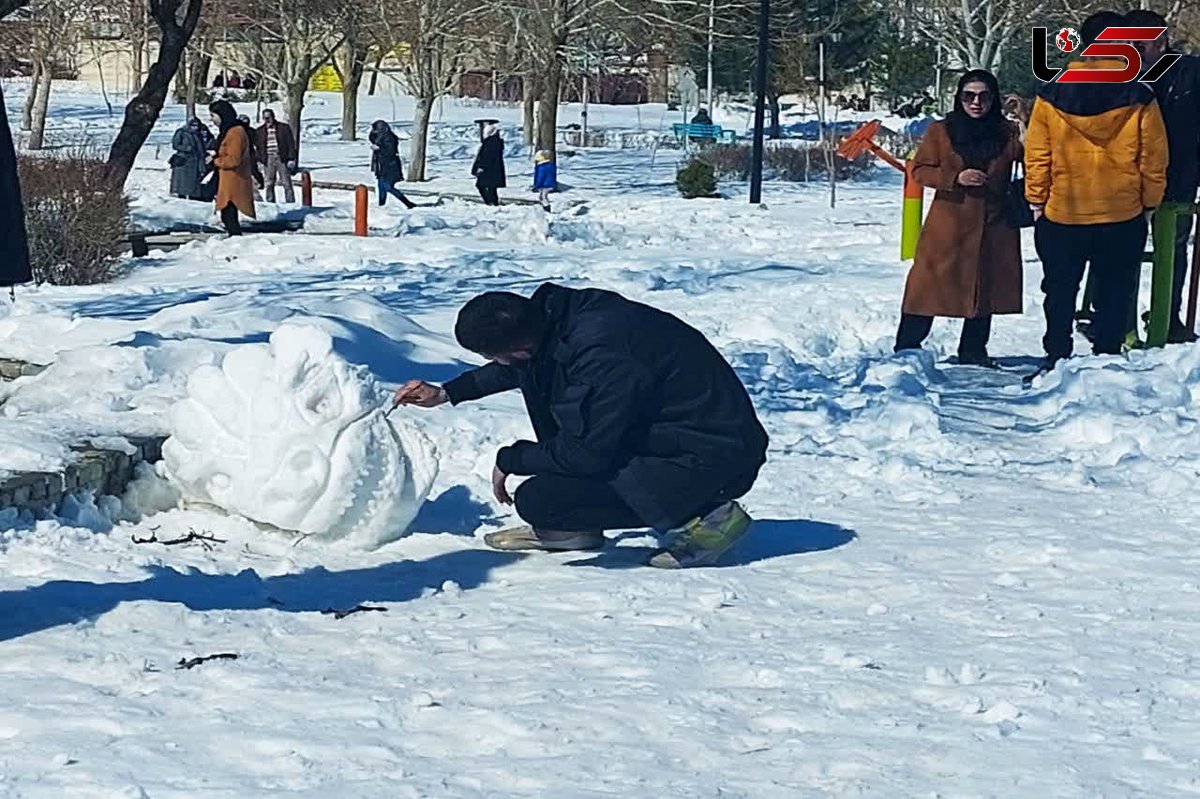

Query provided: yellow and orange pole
[354,185,368,237]
[837,121,923,261]
[901,161,923,261]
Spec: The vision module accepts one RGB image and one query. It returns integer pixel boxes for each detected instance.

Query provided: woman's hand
[957,169,987,187]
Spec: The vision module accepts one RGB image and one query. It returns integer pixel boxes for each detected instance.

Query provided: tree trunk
[106,0,203,185]
[186,47,211,120]
[536,67,560,156]
[522,76,536,146]
[340,48,367,141]
[173,48,189,104]
[285,80,306,160]
[21,61,39,131]
[407,93,434,183]
[28,62,53,150]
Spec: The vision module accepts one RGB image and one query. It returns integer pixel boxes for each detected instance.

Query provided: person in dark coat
[0,84,31,290]
[169,118,210,201]
[368,120,415,209]
[237,114,265,194]
[472,123,506,206]
[690,107,713,125]
[895,69,1024,367]
[394,283,769,569]
[1127,9,1200,343]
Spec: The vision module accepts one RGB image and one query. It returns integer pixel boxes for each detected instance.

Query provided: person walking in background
[472,123,506,206]
[169,118,211,201]
[894,69,1024,367]
[368,120,416,209]
[238,114,265,199]
[0,84,31,292]
[1126,8,1200,343]
[209,100,256,236]
[255,109,297,205]
[532,149,557,212]
[1025,11,1168,369]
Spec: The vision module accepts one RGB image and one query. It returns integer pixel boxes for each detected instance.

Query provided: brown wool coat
[901,121,1023,319]
[213,125,257,219]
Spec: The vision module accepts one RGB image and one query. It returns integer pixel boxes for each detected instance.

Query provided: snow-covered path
[3,87,1200,797]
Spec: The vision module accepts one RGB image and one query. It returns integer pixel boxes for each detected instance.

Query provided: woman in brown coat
[895,69,1023,367]
[209,100,256,236]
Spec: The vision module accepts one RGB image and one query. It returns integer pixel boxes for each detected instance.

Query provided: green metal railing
[1112,203,1200,350]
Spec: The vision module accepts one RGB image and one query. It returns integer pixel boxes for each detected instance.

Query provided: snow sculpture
[162,324,438,548]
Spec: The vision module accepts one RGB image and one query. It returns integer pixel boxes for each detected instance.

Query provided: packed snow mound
[161,324,438,548]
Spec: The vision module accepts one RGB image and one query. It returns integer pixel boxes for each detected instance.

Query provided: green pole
[1147,204,1182,348]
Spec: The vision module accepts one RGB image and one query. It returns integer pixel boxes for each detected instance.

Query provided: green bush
[17,150,129,285]
[675,158,718,199]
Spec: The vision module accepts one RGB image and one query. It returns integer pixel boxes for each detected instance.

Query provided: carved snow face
[162,325,438,548]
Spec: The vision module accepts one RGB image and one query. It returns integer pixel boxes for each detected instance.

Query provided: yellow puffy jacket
[1025,60,1168,225]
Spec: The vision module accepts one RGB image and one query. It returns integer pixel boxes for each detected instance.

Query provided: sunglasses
[960,90,993,104]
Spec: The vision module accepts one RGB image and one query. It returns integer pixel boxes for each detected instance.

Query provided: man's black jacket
[444,284,768,529]
[1152,52,1200,201]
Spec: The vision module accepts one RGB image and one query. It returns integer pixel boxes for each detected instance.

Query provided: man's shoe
[483,526,605,552]
[648,502,752,569]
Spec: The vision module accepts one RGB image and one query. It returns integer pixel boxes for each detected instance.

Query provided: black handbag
[168,153,186,168]
[1005,160,1035,228]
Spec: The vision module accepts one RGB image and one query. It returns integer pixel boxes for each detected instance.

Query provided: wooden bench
[671,123,737,144]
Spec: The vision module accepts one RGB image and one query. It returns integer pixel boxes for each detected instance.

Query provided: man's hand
[393,380,448,408]
[957,169,987,187]
[492,465,512,505]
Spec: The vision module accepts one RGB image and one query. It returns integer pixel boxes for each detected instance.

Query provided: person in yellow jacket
[1025,10,1168,367]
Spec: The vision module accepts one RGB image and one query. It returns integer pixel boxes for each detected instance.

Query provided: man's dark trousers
[1036,214,1147,359]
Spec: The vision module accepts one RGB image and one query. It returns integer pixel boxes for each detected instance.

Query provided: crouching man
[396,283,769,568]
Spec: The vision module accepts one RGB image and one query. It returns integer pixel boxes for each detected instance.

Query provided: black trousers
[477,185,500,206]
[1035,214,1146,359]
[895,314,992,358]
[513,473,730,533]
[220,203,242,236]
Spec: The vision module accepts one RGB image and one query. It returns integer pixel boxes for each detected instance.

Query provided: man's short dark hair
[1124,9,1167,29]
[455,292,543,355]
[1082,11,1125,45]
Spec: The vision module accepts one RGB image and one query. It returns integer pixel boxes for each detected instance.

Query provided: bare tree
[915,0,1043,72]
[218,0,345,159]
[20,0,87,150]
[337,9,371,141]
[106,0,204,184]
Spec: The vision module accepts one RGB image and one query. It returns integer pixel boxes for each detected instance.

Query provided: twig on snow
[176,653,239,670]
[321,605,388,620]
[132,527,227,551]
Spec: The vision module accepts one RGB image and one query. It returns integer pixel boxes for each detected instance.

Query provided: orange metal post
[354,185,368,236]
[301,171,313,207]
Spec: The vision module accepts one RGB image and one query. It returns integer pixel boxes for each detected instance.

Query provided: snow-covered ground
[2,85,1200,797]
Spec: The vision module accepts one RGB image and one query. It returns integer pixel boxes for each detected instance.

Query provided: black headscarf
[945,69,1010,170]
[209,100,238,148]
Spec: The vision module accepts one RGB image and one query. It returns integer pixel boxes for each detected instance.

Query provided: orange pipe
[903,162,923,199]
[354,185,368,236]
[301,171,313,207]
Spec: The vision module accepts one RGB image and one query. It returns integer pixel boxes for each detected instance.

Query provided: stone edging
[0,437,167,515]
